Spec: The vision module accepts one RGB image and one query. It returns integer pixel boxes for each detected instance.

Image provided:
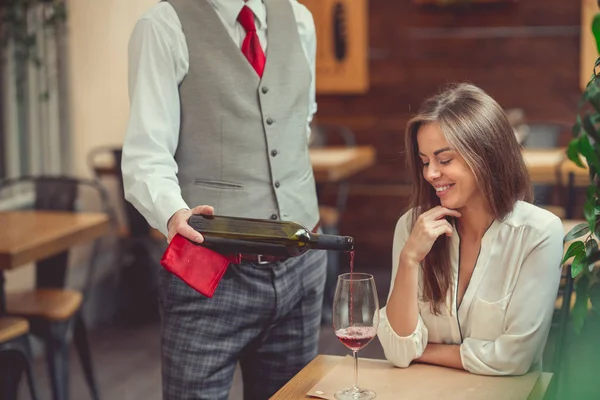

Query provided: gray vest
[167,0,319,230]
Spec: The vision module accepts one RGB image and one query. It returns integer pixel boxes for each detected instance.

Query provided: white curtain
[2,1,70,180]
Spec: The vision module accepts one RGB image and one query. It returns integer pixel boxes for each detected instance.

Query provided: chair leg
[42,320,71,400]
[0,350,21,400]
[0,334,40,400]
[73,313,100,400]
[17,334,40,400]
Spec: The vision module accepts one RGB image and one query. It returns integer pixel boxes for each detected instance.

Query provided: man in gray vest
[122,0,327,399]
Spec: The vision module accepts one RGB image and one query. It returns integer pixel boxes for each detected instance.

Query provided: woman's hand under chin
[401,206,461,264]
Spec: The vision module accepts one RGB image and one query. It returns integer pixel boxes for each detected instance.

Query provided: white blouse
[377,201,564,375]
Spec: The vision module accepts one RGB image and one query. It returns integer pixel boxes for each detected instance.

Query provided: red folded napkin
[160,234,240,298]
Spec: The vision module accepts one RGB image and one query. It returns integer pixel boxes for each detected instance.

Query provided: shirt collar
[209,0,266,30]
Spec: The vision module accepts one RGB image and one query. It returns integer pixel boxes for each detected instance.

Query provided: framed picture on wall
[299,0,369,94]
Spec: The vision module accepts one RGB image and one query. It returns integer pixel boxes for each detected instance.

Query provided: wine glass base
[334,387,377,400]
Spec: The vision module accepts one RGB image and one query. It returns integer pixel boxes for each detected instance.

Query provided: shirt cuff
[153,193,190,237]
[377,306,428,367]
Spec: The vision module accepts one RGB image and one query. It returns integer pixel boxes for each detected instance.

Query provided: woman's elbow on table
[383,348,416,369]
[377,309,427,368]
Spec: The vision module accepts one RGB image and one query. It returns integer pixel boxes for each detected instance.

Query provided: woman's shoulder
[502,201,563,236]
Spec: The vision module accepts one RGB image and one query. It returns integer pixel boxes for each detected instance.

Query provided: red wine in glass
[335,326,377,351]
[332,273,379,400]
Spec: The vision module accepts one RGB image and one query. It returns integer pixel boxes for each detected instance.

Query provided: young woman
[377,83,563,376]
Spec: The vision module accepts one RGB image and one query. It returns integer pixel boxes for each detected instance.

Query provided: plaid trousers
[158,249,327,400]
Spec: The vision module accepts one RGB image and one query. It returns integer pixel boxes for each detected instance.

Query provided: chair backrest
[87,146,150,237]
[310,123,356,148]
[521,123,562,149]
[0,176,113,297]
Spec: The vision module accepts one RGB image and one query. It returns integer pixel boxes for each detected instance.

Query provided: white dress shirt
[377,201,563,375]
[123,0,317,235]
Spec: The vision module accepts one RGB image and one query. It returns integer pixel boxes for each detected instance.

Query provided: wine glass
[332,273,379,400]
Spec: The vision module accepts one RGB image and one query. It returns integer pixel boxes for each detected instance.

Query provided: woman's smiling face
[416,122,481,211]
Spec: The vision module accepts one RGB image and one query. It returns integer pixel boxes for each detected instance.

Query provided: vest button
[271,149,278,157]
[274,181,280,188]
[266,118,274,125]
[262,87,269,94]
[270,213,278,220]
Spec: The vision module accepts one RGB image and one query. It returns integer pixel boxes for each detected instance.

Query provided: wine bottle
[187,214,354,257]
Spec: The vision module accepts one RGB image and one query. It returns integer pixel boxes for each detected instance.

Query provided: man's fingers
[178,222,204,243]
[191,205,214,215]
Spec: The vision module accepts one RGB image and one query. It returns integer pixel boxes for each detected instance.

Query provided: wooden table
[310,146,376,183]
[272,355,552,400]
[522,148,567,185]
[0,210,110,312]
[522,148,588,186]
[0,211,110,270]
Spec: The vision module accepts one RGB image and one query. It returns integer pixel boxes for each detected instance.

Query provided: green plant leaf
[583,113,600,143]
[578,135,600,174]
[567,138,585,168]
[572,250,587,278]
[585,81,600,114]
[564,224,590,243]
[563,240,585,266]
[585,201,598,231]
[593,13,600,55]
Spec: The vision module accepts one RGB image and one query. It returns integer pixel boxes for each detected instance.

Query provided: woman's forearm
[415,343,465,370]
[385,252,420,336]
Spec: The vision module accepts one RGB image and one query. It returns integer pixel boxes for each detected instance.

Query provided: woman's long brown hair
[404,83,533,314]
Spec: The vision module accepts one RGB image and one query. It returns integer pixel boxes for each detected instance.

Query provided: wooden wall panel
[316,0,582,269]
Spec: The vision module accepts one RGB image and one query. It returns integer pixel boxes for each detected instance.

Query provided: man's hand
[167,205,214,243]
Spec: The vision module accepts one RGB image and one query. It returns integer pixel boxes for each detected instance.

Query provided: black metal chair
[0,176,114,400]
[0,317,39,400]
[87,147,164,325]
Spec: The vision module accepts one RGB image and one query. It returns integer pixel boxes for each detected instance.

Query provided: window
[0,2,69,208]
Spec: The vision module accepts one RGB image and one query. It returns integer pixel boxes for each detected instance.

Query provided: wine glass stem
[353,350,359,391]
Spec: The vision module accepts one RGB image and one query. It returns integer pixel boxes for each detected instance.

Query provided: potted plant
[562,8,600,334]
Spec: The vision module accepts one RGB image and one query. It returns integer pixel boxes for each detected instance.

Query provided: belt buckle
[256,255,270,265]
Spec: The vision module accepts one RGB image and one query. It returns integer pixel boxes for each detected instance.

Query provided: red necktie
[237,5,266,77]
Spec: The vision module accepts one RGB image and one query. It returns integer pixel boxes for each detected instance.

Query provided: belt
[238,254,287,265]
[236,221,321,265]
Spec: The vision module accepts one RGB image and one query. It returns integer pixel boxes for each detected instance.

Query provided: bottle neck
[310,233,354,251]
